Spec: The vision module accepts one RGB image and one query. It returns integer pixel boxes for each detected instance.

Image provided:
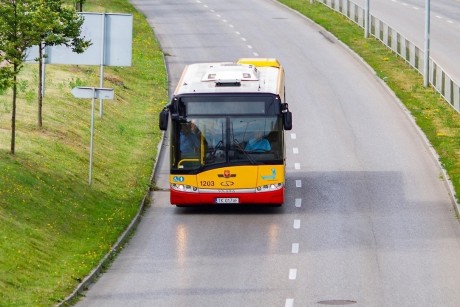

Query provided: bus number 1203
[200,181,215,186]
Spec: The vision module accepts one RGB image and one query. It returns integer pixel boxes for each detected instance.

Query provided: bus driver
[245,131,271,152]
[180,121,201,154]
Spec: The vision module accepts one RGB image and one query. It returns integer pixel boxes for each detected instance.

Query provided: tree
[32,0,91,127]
[0,0,90,153]
[0,0,43,154]
[74,0,85,12]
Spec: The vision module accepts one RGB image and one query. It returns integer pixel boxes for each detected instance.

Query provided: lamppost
[365,0,370,38]
[424,0,431,87]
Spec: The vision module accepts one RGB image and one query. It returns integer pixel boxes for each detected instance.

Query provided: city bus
[159,58,292,206]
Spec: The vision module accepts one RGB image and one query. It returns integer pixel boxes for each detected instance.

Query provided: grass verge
[279,0,459,202]
[0,0,167,305]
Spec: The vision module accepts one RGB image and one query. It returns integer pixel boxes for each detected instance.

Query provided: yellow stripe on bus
[170,165,285,189]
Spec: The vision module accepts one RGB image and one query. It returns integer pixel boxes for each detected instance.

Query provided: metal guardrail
[318,0,460,113]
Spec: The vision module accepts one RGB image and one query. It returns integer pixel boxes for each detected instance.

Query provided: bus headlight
[171,183,199,193]
[256,182,283,192]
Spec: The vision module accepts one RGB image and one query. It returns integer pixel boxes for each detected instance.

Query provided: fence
[317,0,460,113]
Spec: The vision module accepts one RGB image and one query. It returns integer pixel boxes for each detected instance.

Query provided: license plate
[215,198,239,204]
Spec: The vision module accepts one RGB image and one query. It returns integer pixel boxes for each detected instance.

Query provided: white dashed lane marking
[197,4,304,305]
[293,219,301,229]
[292,243,299,254]
[289,268,297,280]
[295,198,302,208]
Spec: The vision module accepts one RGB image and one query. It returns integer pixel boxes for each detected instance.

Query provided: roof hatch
[201,63,259,84]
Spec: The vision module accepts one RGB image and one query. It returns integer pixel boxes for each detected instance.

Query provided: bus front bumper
[170,189,284,206]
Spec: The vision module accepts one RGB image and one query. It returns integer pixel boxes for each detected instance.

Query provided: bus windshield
[171,116,284,171]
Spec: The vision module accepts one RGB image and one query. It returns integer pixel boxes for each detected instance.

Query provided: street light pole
[365,0,370,38]
[424,0,431,87]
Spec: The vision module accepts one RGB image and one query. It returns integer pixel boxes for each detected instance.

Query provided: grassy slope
[279,0,459,201]
[0,0,167,305]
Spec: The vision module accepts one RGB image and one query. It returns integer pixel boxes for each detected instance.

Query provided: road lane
[77,0,460,306]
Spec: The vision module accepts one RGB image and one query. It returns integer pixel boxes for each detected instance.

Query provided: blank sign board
[26,13,132,66]
[71,87,114,99]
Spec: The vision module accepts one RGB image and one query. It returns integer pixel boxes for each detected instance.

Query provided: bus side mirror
[282,103,292,130]
[159,107,169,131]
[283,111,292,130]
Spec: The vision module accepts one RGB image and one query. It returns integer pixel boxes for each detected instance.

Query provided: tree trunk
[75,0,83,12]
[11,65,17,154]
[38,43,43,127]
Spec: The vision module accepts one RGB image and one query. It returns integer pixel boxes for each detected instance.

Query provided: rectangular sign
[25,13,133,67]
[71,87,114,99]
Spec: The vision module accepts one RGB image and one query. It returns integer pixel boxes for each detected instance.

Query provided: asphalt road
[77,0,460,306]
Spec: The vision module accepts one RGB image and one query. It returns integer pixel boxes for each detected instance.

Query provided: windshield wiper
[205,140,225,164]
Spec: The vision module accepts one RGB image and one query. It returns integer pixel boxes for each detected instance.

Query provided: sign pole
[89,87,96,185]
[99,13,106,118]
[71,86,114,186]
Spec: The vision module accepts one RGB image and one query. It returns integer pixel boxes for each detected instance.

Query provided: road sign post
[71,87,114,186]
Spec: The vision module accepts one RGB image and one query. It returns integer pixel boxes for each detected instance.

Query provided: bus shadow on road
[173,204,285,215]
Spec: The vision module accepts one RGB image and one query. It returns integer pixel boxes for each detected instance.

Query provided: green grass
[279,0,460,202]
[0,0,167,305]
